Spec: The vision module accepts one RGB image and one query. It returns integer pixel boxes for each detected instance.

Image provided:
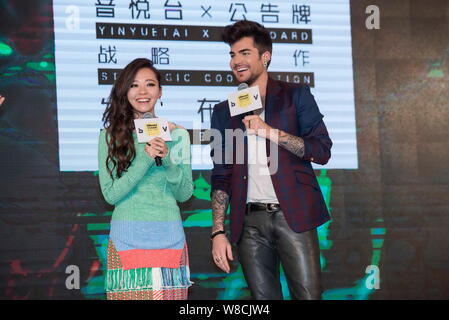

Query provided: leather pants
[237,207,322,300]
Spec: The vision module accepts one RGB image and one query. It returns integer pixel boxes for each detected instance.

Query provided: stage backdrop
[0,0,448,299]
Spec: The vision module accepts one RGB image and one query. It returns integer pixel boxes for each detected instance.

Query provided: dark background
[0,0,448,299]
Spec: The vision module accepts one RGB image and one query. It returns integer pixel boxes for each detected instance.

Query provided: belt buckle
[266,203,279,213]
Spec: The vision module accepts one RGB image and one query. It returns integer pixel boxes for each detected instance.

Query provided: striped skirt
[105,240,192,300]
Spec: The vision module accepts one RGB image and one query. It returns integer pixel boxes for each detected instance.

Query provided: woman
[98,58,193,300]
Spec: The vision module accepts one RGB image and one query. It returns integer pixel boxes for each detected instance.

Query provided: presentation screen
[53,0,357,171]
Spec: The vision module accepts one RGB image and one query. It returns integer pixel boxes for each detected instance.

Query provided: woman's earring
[263,60,268,68]
[160,100,163,107]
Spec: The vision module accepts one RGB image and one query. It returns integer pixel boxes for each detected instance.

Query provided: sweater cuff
[161,149,175,167]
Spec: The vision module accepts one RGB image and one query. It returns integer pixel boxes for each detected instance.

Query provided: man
[210,20,332,300]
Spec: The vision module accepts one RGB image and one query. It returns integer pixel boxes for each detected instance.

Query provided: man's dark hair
[222,20,272,65]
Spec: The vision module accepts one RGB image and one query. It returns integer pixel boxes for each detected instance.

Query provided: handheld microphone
[238,83,254,117]
[238,83,249,91]
[227,83,262,117]
[143,112,162,166]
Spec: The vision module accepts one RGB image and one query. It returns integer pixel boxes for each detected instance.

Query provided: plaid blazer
[210,78,332,243]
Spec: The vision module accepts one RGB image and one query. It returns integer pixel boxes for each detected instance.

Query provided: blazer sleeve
[295,85,333,165]
[162,128,194,203]
[209,103,233,197]
[98,129,155,205]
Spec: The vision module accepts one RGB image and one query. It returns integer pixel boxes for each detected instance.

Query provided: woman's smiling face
[127,67,162,118]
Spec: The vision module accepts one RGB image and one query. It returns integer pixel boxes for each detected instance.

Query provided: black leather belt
[247,202,281,213]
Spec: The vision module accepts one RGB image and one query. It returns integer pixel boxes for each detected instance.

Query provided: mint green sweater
[98,128,193,255]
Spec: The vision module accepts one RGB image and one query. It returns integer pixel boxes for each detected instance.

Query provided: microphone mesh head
[142,112,154,119]
[238,83,249,91]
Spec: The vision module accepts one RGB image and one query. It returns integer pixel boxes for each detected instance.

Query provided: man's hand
[243,115,307,159]
[0,95,5,106]
[212,234,233,273]
[242,115,276,139]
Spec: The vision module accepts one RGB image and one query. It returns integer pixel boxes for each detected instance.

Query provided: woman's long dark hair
[102,58,161,179]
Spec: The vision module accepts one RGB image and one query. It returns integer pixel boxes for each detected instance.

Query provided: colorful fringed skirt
[105,240,192,300]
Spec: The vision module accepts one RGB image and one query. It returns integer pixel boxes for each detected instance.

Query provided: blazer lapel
[264,77,281,128]
[230,109,248,167]
[264,78,281,161]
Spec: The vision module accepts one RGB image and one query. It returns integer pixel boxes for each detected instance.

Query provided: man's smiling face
[229,36,269,86]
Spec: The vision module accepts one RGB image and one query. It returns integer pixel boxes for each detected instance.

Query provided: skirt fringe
[105,239,192,300]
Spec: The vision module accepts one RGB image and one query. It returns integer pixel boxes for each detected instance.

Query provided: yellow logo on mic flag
[145,123,160,136]
[237,93,252,108]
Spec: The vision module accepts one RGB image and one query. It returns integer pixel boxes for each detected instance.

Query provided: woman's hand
[145,137,168,159]
[168,121,185,131]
